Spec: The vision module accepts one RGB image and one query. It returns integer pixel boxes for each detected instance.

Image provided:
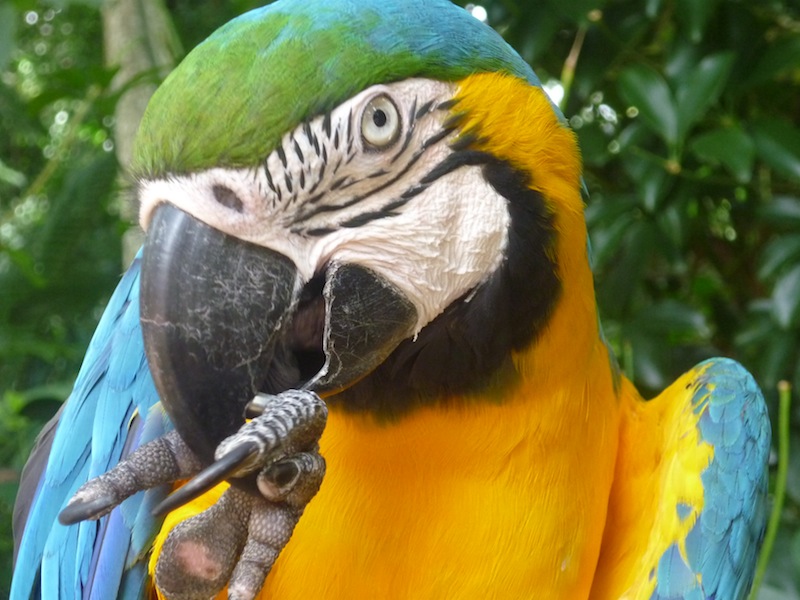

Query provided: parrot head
[134,0,585,467]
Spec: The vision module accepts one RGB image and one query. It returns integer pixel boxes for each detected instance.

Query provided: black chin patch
[331,156,561,418]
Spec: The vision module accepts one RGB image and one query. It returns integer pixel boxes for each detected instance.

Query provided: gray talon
[228,451,325,600]
[153,441,260,515]
[59,430,202,525]
[257,452,325,504]
[227,501,295,600]
[215,389,328,478]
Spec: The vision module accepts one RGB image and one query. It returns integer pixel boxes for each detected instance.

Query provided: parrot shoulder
[591,357,770,600]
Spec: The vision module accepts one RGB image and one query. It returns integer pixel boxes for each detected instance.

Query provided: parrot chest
[260,391,619,600]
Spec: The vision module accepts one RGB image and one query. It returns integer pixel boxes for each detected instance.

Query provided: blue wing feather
[11,251,167,600]
[652,357,771,599]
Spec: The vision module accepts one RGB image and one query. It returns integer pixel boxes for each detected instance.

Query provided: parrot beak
[140,203,416,465]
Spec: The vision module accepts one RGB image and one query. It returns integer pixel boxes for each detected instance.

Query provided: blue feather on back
[11,251,166,600]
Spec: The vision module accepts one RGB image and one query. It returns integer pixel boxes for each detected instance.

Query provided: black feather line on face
[323,112,332,137]
[291,123,455,226]
[294,146,486,233]
[415,99,436,119]
[293,137,305,163]
[330,156,561,419]
[276,143,288,168]
[264,166,277,194]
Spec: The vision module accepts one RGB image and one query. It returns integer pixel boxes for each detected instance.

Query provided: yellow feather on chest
[154,353,620,600]
[266,361,618,599]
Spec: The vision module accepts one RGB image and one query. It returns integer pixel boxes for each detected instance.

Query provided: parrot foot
[153,389,327,514]
[155,452,325,600]
[155,390,327,600]
[59,389,327,600]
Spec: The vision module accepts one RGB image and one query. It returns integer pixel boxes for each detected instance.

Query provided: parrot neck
[270,74,621,598]
[454,72,611,391]
[517,216,609,391]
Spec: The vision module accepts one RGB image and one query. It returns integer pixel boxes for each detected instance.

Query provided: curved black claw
[59,494,119,526]
[215,390,327,472]
[153,389,327,517]
[152,441,260,516]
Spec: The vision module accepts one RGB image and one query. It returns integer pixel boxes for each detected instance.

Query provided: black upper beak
[140,203,416,466]
[141,203,300,463]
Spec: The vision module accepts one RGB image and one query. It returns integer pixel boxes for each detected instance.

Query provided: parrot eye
[360,94,401,149]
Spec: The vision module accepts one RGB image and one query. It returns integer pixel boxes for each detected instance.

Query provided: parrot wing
[591,357,771,600]
[12,251,168,600]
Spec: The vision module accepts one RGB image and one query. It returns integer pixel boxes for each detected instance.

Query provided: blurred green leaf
[545,0,607,22]
[632,299,711,337]
[629,335,667,390]
[752,119,800,181]
[655,204,685,250]
[45,0,105,7]
[0,4,17,70]
[786,432,800,504]
[588,208,636,267]
[736,301,776,348]
[675,52,734,143]
[576,124,612,167]
[759,197,800,228]
[644,0,662,17]
[619,64,679,150]
[0,159,27,188]
[691,126,754,182]
[748,35,800,87]
[759,235,800,281]
[772,265,800,329]
[676,0,719,42]
[758,329,796,390]
[622,154,672,212]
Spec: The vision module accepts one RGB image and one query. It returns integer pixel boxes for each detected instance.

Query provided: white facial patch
[138,78,510,335]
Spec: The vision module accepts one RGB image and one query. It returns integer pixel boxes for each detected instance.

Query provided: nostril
[212,184,244,212]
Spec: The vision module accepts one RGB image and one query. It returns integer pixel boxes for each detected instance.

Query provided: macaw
[11,1,771,599]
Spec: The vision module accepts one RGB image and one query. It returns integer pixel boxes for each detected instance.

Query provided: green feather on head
[131,0,540,177]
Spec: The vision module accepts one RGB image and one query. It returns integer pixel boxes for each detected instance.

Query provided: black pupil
[372,109,387,127]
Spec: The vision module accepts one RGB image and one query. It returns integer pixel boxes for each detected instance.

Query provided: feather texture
[589,359,770,599]
[12,253,168,600]
[131,0,542,177]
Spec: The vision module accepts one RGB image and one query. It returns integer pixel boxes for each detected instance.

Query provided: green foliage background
[1,0,798,596]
